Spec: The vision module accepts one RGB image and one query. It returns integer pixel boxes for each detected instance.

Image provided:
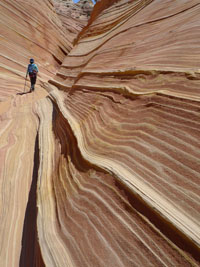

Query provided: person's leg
[32,76,36,91]
[30,76,33,91]
[30,76,36,91]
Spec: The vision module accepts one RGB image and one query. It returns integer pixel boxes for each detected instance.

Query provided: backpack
[28,63,38,77]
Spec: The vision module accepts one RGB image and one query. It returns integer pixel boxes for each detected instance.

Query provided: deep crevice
[52,54,62,65]
[51,96,200,264]
[115,179,200,263]
[19,133,45,267]
[59,45,67,56]
[52,101,104,173]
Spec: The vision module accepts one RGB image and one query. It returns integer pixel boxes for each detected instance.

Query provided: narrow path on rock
[0,87,49,117]
[0,85,50,266]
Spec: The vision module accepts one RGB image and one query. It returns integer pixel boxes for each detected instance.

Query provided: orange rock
[0,0,200,266]
[0,0,72,99]
[49,0,200,265]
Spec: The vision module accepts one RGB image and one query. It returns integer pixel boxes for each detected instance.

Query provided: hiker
[26,58,38,92]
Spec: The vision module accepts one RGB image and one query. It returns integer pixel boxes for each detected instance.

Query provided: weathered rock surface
[0,0,72,100]
[0,0,200,266]
[53,0,94,44]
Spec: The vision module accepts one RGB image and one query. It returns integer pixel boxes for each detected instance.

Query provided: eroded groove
[50,99,200,266]
[114,178,200,263]
[19,133,45,267]
[1,0,199,265]
[52,54,63,65]
[52,99,103,173]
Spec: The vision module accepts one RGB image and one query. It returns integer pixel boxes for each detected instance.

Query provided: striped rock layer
[0,0,200,266]
[0,0,75,100]
[53,0,94,43]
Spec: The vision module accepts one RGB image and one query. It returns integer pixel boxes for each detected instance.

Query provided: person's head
[30,58,34,64]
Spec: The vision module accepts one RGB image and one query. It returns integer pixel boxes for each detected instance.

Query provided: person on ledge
[26,58,38,92]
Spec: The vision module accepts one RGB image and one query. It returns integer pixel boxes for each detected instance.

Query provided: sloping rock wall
[53,0,94,44]
[48,0,200,265]
[0,0,200,266]
[0,0,83,266]
[0,0,71,100]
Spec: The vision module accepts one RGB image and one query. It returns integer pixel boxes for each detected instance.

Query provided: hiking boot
[30,85,34,92]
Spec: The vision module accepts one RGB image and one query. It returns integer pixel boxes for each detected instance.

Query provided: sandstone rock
[0,0,72,100]
[0,0,72,266]
[0,0,200,266]
[53,0,94,42]
[49,0,200,265]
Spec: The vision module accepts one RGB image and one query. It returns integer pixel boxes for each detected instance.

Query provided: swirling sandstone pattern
[53,0,94,44]
[0,0,200,266]
[0,0,70,100]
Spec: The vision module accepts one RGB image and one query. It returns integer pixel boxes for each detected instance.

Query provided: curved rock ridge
[46,0,200,265]
[0,0,83,266]
[42,86,200,266]
[0,88,48,267]
[53,0,94,44]
[0,0,200,266]
[0,0,72,100]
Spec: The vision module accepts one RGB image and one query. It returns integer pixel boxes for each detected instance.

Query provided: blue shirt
[27,63,38,74]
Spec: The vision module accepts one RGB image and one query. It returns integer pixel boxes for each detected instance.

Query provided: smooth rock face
[0,0,72,100]
[0,0,200,266]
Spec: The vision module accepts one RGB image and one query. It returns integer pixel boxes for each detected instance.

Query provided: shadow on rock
[17,91,32,95]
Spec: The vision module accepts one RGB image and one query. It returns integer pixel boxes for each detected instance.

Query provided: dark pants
[29,74,37,90]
